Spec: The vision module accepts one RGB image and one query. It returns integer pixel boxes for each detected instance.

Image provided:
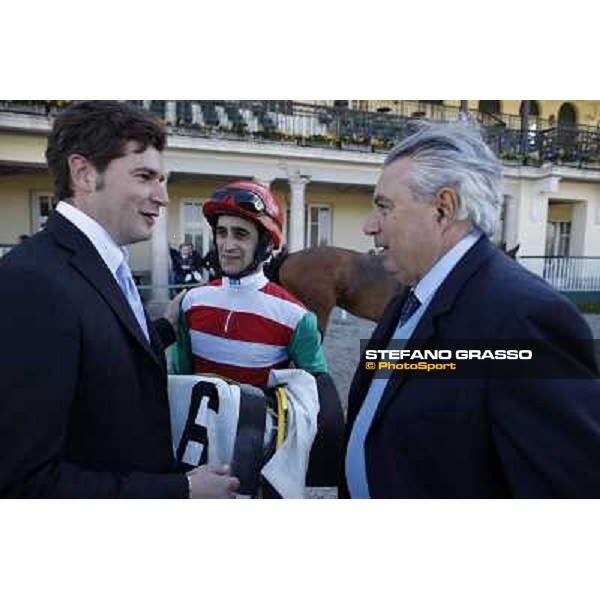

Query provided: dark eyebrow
[215,226,250,234]
[132,167,166,182]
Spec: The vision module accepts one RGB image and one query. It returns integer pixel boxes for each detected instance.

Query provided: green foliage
[577,303,600,314]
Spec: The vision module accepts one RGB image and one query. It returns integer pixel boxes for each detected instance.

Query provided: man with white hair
[343,120,600,498]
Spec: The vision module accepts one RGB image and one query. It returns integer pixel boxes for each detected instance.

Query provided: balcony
[1,100,599,169]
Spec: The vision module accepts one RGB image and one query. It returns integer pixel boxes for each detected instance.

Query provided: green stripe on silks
[170,294,193,375]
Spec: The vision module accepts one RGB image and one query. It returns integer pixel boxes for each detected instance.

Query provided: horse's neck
[336,252,402,321]
[346,253,397,292]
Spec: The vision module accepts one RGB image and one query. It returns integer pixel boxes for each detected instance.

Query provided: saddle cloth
[168,370,319,498]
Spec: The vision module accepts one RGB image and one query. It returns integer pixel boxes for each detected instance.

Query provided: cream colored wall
[550,182,600,255]
[165,177,223,248]
[512,177,600,258]
[512,179,549,256]
[536,101,600,124]
[548,203,572,221]
[301,183,374,251]
[552,180,600,202]
[0,133,47,166]
[578,102,600,125]
[570,201,588,255]
[552,180,600,255]
[0,173,52,244]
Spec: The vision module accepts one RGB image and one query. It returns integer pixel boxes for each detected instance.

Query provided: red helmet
[203,180,284,249]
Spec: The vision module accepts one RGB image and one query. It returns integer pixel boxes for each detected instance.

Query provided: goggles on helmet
[210,188,267,215]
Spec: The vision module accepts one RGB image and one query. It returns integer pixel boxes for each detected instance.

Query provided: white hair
[384,120,504,237]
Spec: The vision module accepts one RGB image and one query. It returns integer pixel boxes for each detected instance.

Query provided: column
[503,178,527,257]
[520,100,530,156]
[166,101,177,125]
[531,176,560,224]
[151,207,170,304]
[288,174,310,252]
[502,194,519,251]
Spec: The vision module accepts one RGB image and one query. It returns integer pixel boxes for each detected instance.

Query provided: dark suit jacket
[0,212,187,498]
[342,236,600,498]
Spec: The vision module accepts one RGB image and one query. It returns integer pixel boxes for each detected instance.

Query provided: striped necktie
[399,289,421,327]
[116,260,150,341]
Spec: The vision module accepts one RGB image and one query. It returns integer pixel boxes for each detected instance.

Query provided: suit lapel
[369,236,497,429]
[346,290,407,427]
[47,212,162,367]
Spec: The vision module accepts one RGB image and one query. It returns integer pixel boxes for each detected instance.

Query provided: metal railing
[520,256,600,291]
[1,100,599,168]
[0,101,67,117]
[484,124,600,167]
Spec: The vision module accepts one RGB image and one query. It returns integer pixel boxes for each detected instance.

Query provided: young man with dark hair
[0,101,239,498]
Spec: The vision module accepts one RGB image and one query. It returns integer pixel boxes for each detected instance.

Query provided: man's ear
[67,154,97,198]
[433,187,459,227]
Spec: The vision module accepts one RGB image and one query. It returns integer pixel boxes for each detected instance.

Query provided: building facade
[1,100,599,299]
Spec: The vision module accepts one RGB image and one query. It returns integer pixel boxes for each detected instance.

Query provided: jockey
[172,180,344,487]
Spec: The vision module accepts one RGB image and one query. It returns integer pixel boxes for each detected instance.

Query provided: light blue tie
[116,260,150,342]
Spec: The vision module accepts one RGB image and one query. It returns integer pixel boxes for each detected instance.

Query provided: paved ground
[585,313,600,337]
[322,309,376,412]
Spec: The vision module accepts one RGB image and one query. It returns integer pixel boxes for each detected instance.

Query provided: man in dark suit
[343,120,600,498]
[0,101,239,498]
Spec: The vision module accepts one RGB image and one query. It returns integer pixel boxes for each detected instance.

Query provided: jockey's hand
[187,464,240,499]
[163,290,186,338]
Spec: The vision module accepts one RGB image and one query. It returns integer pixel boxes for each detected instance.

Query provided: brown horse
[266,243,520,334]
[266,246,403,333]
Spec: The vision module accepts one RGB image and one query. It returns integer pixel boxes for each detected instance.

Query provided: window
[305,205,331,247]
[478,100,501,115]
[351,100,370,111]
[179,200,210,255]
[545,221,571,256]
[519,100,540,117]
[558,103,577,127]
[557,103,578,150]
[519,101,541,150]
[31,192,57,231]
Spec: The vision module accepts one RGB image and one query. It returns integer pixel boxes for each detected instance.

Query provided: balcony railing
[0,101,67,117]
[1,100,599,168]
[520,256,600,291]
